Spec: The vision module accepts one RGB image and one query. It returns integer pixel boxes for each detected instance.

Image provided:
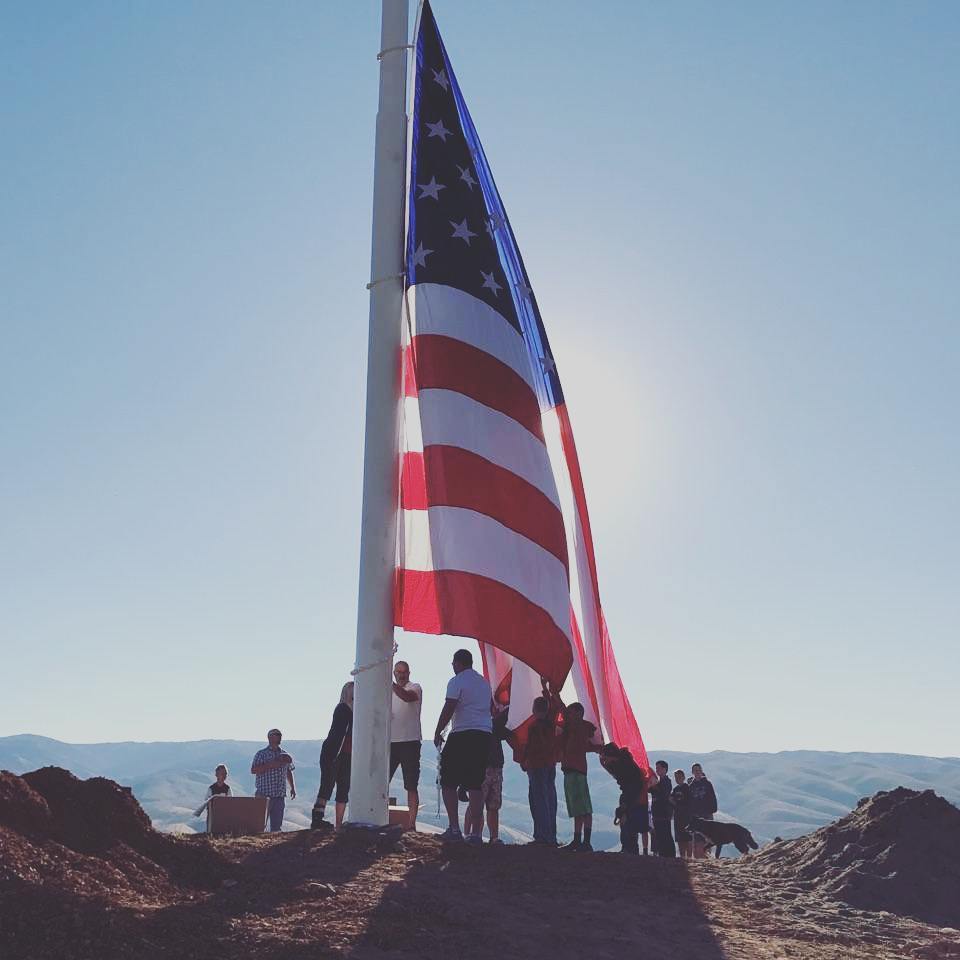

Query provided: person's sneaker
[562,840,582,851]
[464,834,483,847]
[488,837,504,845]
[579,841,594,852]
[310,809,333,830]
[439,827,463,843]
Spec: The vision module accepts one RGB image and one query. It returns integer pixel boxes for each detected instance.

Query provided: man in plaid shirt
[250,728,297,832]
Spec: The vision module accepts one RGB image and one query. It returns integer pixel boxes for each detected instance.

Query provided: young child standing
[557,702,600,851]
[194,764,232,819]
[521,696,559,845]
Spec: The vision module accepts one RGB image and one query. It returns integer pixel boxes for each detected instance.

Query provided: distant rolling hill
[2,734,958,851]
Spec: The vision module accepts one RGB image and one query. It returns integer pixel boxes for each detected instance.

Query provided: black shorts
[389,740,422,792]
[318,751,351,805]
[439,730,491,790]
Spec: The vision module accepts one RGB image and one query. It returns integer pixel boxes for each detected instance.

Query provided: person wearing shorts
[312,682,353,830]
[558,702,600,851]
[433,648,492,845]
[464,704,510,843]
[389,660,422,830]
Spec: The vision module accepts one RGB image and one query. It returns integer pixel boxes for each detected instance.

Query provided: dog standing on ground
[688,816,759,858]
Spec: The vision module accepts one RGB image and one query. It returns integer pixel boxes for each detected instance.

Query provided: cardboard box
[206,795,270,835]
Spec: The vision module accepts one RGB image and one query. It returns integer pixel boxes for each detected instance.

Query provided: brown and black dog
[688,816,759,858]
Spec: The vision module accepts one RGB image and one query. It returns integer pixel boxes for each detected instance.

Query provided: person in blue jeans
[250,728,296,832]
[521,697,559,845]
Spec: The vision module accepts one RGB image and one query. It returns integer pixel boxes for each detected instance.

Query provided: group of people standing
[520,697,720,857]
[309,648,514,845]
[224,650,720,853]
[620,756,719,858]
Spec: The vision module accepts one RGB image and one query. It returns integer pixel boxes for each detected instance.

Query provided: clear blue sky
[2,1,957,756]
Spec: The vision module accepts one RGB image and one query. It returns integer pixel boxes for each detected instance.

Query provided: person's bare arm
[287,768,296,800]
[434,698,457,747]
[393,682,419,702]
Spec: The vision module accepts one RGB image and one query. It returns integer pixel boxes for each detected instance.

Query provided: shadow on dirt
[346,843,727,960]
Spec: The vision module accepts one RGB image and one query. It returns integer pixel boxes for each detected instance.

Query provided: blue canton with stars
[406,1,564,409]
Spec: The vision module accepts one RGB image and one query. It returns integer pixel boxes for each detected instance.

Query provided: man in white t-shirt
[433,648,493,845]
[389,660,422,830]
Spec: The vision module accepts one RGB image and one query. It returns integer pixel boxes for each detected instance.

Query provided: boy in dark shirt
[194,763,232,821]
[672,769,692,858]
[557,702,600,851]
[650,760,676,857]
[688,762,719,858]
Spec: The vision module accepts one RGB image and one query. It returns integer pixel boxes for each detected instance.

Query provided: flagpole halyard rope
[366,271,405,290]
[377,43,414,61]
[351,640,399,676]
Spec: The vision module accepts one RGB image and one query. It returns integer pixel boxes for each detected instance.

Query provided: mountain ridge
[3,734,959,849]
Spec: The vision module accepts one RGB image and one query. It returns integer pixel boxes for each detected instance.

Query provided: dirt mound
[20,766,153,854]
[0,767,230,935]
[752,787,960,927]
[0,771,52,837]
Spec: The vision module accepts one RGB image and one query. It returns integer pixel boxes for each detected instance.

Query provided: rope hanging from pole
[351,640,399,676]
[365,272,405,290]
[377,43,414,61]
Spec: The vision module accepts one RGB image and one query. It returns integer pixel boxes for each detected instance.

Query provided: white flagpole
[348,0,410,828]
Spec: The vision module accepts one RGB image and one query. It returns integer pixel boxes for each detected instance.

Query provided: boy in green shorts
[558,702,601,851]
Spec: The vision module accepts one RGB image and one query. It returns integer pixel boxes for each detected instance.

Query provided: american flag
[396,1,648,770]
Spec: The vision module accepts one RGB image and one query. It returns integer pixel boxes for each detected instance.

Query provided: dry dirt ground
[4,827,960,960]
[3,771,959,960]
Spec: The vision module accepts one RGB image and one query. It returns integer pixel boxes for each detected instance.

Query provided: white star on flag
[449,218,477,245]
[516,280,533,300]
[426,119,453,142]
[538,354,556,374]
[417,176,446,200]
[480,270,502,296]
[457,165,478,191]
[412,242,433,268]
[432,68,450,91]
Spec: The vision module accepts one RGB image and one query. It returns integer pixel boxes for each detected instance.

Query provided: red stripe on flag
[403,346,418,398]
[395,569,572,687]
[400,446,568,570]
[409,334,544,440]
[400,452,427,510]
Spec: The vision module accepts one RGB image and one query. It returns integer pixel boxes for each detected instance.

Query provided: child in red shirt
[557,703,601,851]
[521,696,560,844]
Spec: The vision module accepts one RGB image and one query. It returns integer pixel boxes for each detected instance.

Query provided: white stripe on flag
[410,283,536,390]
[402,505,572,640]
[407,390,562,509]
[543,406,611,732]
